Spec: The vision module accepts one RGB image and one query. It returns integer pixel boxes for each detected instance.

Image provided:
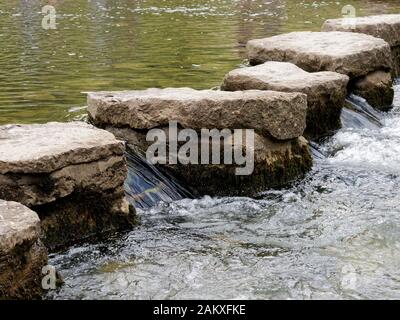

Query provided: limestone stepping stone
[247,31,392,77]
[247,31,394,109]
[322,14,400,47]
[221,61,349,138]
[0,200,47,299]
[87,88,308,141]
[0,122,136,249]
[322,14,400,77]
[87,89,312,197]
[0,122,124,175]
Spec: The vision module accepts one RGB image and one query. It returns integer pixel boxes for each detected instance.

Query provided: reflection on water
[3,0,400,300]
[46,85,400,300]
[1,0,400,124]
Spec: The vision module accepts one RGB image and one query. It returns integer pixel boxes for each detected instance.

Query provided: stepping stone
[87,88,308,141]
[322,14,400,76]
[0,122,136,249]
[0,200,47,299]
[247,31,392,78]
[247,31,394,108]
[87,89,313,197]
[221,61,349,137]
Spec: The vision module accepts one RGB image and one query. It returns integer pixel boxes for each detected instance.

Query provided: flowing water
[1,0,400,124]
[1,0,400,300]
[45,85,400,300]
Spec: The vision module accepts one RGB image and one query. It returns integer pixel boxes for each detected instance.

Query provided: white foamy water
[328,115,400,174]
[46,85,400,300]
[324,89,400,175]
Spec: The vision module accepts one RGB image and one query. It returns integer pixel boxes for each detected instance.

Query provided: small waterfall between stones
[124,93,388,209]
[341,94,383,130]
[46,82,400,300]
[124,146,193,209]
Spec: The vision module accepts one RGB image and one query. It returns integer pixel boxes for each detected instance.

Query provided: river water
[1,0,400,124]
[1,0,400,300]
[45,86,400,300]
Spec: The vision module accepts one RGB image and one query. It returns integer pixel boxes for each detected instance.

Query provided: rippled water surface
[1,0,400,124]
[46,85,400,300]
[2,0,400,300]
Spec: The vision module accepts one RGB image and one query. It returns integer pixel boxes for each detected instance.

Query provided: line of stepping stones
[1,14,399,299]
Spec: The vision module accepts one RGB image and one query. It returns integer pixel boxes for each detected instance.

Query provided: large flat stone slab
[0,200,47,299]
[247,31,392,79]
[322,14,400,47]
[0,122,124,174]
[221,62,349,137]
[322,14,400,76]
[87,88,308,141]
[0,122,136,249]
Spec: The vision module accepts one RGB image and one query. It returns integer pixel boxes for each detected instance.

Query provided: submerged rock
[221,61,349,138]
[0,200,47,299]
[247,31,393,108]
[87,88,307,141]
[87,89,312,197]
[322,14,400,76]
[0,122,137,249]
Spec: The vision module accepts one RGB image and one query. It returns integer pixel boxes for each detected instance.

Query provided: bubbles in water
[328,90,400,174]
[45,85,400,300]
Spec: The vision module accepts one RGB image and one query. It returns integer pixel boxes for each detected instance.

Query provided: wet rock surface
[322,14,400,46]
[87,88,307,141]
[221,61,349,137]
[0,200,47,299]
[0,122,136,249]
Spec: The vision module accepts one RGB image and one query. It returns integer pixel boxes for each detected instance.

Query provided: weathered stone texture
[87,88,312,196]
[0,122,136,249]
[222,61,349,137]
[322,14,400,47]
[0,200,47,299]
[247,31,392,78]
[103,126,313,197]
[87,88,308,141]
[247,31,394,108]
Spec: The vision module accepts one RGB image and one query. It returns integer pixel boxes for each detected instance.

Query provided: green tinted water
[3,0,400,300]
[1,0,400,124]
